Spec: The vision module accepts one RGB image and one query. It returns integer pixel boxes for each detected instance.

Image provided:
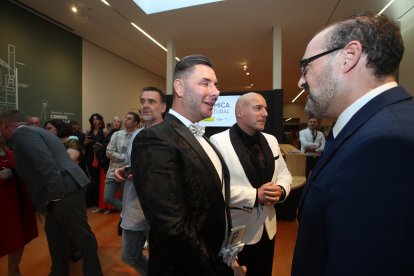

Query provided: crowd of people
[1,11,413,276]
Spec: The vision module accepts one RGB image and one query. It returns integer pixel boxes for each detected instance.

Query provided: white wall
[400,8,414,97]
[82,41,165,131]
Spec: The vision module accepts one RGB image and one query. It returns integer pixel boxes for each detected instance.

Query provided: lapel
[165,114,233,231]
[259,133,276,183]
[165,114,224,195]
[297,87,413,217]
[204,137,233,230]
[229,125,275,186]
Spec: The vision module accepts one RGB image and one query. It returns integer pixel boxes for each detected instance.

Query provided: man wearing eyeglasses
[292,12,414,276]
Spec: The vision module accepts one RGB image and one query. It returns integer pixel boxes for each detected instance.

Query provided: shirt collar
[332,82,398,138]
[169,108,194,127]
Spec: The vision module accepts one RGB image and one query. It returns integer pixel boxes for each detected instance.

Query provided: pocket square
[274,155,279,160]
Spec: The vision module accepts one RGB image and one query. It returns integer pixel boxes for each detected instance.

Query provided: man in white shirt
[104,112,140,212]
[299,116,325,177]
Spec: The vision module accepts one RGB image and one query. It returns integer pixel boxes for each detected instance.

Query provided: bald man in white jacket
[210,92,292,276]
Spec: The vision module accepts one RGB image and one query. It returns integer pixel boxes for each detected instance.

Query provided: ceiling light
[71,6,78,13]
[246,72,250,75]
[130,22,180,61]
[250,83,254,87]
[243,65,247,70]
[378,0,394,15]
[291,89,305,103]
[285,117,292,122]
[100,0,111,6]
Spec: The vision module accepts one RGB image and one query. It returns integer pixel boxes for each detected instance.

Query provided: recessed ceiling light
[246,72,250,75]
[71,6,78,13]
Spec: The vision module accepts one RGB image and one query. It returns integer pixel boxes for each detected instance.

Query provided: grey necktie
[188,124,206,137]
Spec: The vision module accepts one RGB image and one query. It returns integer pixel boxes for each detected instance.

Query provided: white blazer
[210,129,292,245]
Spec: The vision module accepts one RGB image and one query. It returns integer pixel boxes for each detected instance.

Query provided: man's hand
[114,166,126,182]
[232,259,247,276]
[114,166,132,182]
[257,182,284,206]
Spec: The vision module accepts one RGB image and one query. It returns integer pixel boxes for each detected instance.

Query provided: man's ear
[235,107,242,118]
[173,79,184,98]
[342,40,363,73]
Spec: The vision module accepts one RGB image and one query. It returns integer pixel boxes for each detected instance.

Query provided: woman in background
[83,113,107,209]
[0,133,38,275]
[44,119,84,162]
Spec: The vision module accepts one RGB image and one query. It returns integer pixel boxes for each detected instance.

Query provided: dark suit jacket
[12,126,90,214]
[292,86,414,276]
[131,113,233,276]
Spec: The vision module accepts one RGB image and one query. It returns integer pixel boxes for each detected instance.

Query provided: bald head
[27,116,41,127]
[235,92,268,136]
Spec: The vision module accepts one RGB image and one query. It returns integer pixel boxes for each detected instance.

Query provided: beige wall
[283,103,307,122]
[82,41,165,132]
[400,8,414,96]
[283,102,334,127]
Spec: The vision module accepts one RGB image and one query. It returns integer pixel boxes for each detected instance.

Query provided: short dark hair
[127,111,140,123]
[173,54,214,80]
[326,11,404,79]
[142,87,166,104]
[44,119,72,138]
[0,110,26,123]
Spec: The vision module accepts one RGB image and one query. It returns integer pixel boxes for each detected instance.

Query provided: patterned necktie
[188,124,206,137]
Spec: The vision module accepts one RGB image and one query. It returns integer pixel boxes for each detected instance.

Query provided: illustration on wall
[0,44,29,111]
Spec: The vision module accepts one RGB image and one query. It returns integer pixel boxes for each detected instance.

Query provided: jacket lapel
[165,114,224,194]
[229,125,259,187]
[229,125,275,186]
[258,133,275,183]
[298,87,412,217]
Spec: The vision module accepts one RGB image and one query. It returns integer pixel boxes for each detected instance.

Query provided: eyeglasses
[299,46,344,77]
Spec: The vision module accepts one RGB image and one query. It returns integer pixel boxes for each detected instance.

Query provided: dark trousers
[45,188,102,276]
[238,228,275,276]
[84,165,100,207]
[305,156,320,178]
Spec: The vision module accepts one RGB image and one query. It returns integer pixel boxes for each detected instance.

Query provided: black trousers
[238,228,275,276]
[45,187,102,276]
[305,156,320,178]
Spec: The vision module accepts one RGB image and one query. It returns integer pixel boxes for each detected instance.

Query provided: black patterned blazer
[131,113,233,276]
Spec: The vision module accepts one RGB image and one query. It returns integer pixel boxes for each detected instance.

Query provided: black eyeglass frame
[299,46,344,77]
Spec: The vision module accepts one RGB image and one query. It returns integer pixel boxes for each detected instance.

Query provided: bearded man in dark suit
[292,12,414,276]
[0,110,102,276]
[131,54,245,276]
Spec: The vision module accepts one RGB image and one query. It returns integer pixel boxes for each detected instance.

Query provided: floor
[0,209,298,275]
